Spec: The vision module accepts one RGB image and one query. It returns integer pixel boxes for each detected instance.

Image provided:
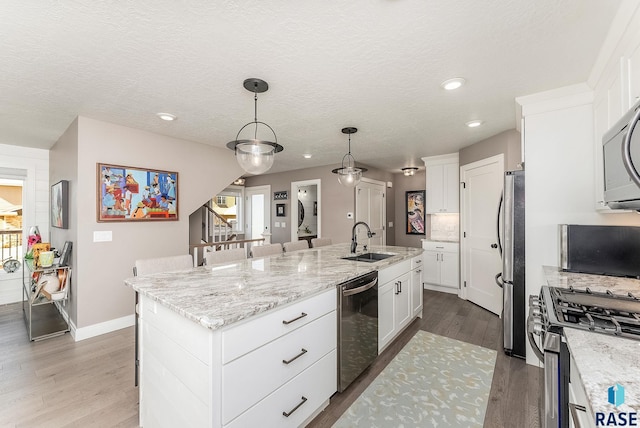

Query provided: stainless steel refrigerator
[496,169,526,359]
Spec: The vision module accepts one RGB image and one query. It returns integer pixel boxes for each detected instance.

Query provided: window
[0,178,24,272]
[212,186,244,233]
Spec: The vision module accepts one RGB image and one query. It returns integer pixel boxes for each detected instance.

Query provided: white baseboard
[70,313,135,341]
[423,283,459,295]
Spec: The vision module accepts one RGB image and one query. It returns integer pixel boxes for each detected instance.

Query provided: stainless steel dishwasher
[337,270,378,392]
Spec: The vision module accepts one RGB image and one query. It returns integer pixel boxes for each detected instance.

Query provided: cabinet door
[443,162,460,213]
[426,165,444,214]
[439,251,459,289]
[394,272,412,331]
[422,251,440,285]
[378,281,395,353]
[411,267,423,317]
[628,40,640,108]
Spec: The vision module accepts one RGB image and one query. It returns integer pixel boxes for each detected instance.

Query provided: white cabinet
[422,153,459,214]
[569,353,596,428]
[410,256,423,318]
[378,259,414,353]
[139,288,337,428]
[422,241,459,292]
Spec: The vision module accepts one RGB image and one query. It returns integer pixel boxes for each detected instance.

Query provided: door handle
[622,106,640,187]
[495,272,504,288]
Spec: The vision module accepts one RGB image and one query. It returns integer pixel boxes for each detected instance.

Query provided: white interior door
[245,185,270,241]
[461,154,504,315]
[355,179,386,246]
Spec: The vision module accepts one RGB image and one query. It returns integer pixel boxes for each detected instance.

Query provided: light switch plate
[275,222,280,228]
[389,221,394,227]
[93,231,112,242]
[281,222,286,228]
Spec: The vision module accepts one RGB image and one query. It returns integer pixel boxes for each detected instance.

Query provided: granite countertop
[564,328,640,416]
[543,265,640,295]
[543,266,640,418]
[125,243,422,331]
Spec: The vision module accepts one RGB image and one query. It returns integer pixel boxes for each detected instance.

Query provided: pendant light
[332,127,367,187]
[226,78,283,175]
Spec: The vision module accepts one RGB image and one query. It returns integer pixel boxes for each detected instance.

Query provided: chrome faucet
[351,221,375,253]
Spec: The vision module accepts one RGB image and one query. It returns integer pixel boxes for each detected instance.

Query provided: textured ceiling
[0,0,620,175]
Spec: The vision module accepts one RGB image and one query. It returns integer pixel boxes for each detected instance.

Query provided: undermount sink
[341,252,395,263]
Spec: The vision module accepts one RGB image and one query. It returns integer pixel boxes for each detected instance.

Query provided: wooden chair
[132,254,193,387]
[311,238,332,248]
[250,243,283,258]
[283,240,309,253]
[205,248,246,265]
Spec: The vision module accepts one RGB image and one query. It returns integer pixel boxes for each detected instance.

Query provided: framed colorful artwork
[51,180,69,229]
[406,190,425,235]
[97,163,178,222]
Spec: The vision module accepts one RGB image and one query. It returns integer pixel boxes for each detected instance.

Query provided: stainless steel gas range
[528,285,640,428]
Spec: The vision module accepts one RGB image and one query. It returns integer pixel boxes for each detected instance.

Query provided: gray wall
[244,164,394,245]
[50,116,243,331]
[393,170,426,248]
[459,129,521,169]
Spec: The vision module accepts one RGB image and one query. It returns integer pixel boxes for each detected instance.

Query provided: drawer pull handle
[283,396,307,417]
[282,312,307,325]
[282,348,307,364]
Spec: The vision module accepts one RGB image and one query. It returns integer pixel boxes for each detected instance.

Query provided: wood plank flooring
[0,290,540,427]
[307,290,541,428]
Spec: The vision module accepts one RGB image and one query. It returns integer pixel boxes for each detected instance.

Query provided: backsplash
[429,213,459,241]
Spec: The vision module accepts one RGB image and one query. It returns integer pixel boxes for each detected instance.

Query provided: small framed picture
[51,180,69,229]
[58,241,73,267]
[276,203,285,217]
[406,190,425,235]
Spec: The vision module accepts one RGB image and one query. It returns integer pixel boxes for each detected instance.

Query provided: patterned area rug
[333,331,497,427]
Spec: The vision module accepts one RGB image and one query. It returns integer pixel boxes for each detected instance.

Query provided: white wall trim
[70,314,135,341]
[516,83,593,117]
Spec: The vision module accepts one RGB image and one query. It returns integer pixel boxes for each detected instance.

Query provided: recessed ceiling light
[157,112,177,121]
[303,154,312,159]
[466,120,484,128]
[441,78,466,91]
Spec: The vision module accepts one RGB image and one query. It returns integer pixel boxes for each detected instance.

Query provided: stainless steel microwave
[603,98,640,210]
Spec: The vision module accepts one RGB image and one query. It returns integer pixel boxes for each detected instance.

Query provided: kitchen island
[543,266,640,426]
[125,243,423,428]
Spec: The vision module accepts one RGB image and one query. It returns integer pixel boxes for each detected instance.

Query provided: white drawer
[225,350,337,428]
[421,240,459,253]
[222,311,336,424]
[222,288,336,364]
[379,259,411,284]
[411,255,423,270]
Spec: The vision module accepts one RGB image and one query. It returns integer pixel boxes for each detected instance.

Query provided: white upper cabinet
[422,153,459,214]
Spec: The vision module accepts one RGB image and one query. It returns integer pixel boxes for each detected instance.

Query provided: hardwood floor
[307,290,542,428]
[0,302,138,428]
[0,290,540,427]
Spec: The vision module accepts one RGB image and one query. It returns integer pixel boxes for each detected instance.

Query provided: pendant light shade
[227,78,283,175]
[332,127,367,187]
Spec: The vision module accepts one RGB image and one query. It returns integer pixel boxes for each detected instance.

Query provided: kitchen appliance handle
[503,174,515,283]
[526,314,544,362]
[622,105,640,187]
[495,272,503,288]
[342,278,378,297]
[497,191,503,257]
[569,403,587,428]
